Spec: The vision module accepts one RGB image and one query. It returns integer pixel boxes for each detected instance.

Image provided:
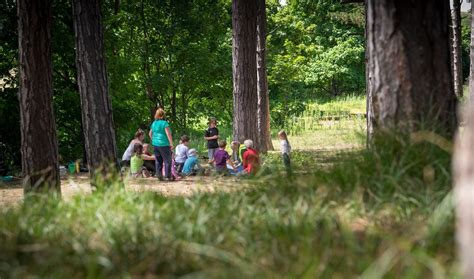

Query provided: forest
[1,0,370,169]
[1,0,474,277]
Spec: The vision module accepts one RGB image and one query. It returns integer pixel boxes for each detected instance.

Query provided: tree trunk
[455,5,474,277]
[171,85,177,123]
[364,0,373,143]
[18,0,60,193]
[114,0,120,15]
[454,103,474,279]
[366,0,457,138]
[470,0,474,103]
[256,0,273,153]
[232,0,258,144]
[452,0,463,98]
[73,0,118,178]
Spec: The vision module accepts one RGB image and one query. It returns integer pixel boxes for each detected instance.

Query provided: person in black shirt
[204,117,219,162]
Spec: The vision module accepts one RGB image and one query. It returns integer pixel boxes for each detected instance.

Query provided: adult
[149,108,174,181]
[242,139,260,175]
[121,129,145,167]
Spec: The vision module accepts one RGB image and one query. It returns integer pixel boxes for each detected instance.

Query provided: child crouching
[181,149,203,176]
[130,143,155,178]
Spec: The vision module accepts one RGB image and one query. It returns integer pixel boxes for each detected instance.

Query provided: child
[130,143,155,178]
[238,136,247,162]
[121,128,145,169]
[162,152,181,181]
[181,149,202,176]
[278,130,292,175]
[242,139,260,175]
[142,143,152,156]
[228,140,243,174]
[230,141,241,166]
[204,117,219,162]
[142,143,156,175]
[211,140,236,175]
[175,135,190,173]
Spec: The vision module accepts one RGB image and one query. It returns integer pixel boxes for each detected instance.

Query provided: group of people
[120,108,292,181]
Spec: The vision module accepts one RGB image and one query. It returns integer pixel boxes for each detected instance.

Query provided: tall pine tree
[18,0,60,193]
[366,0,457,138]
[232,0,259,144]
[73,0,118,180]
[256,0,273,152]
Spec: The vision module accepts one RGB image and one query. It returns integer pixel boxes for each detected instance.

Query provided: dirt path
[0,174,245,207]
[0,145,360,208]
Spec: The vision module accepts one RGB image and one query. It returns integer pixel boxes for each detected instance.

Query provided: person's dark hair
[218,140,227,148]
[133,143,143,156]
[180,135,190,143]
[135,129,145,139]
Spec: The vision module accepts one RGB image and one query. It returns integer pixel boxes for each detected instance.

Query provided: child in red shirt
[242,139,260,175]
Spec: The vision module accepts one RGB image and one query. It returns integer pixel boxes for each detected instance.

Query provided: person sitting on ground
[121,129,145,167]
[242,139,260,175]
[130,143,155,178]
[231,140,242,166]
[142,143,155,175]
[175,135,190,173]
[228,140,244,174]
[210,140,236,175]
[238,136,247,163]
[181,149,203,176]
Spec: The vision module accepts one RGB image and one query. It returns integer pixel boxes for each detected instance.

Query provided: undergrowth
[0,132,457,277]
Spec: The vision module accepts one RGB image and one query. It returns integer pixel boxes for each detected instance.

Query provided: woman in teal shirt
[149,108,174,181]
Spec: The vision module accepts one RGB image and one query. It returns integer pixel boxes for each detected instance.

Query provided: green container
[68,162,76,174]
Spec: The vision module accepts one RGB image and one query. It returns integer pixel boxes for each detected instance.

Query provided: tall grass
[0,131,456,277]
[283,96,366,147]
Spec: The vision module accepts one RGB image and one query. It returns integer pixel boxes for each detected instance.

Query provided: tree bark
[364,0,373,143]
[18,0,60,193]
[454,104,474,279]
[73,0,118,177]
[470,0,474,103]
[232,0,258,144]
[366,0,457,138]
[455,5,474,276]
[114,0,120,15]
[451,0,463,98]
[256,0,273,153]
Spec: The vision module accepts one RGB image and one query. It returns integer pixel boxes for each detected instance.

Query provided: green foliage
[51,0,83,163]
[0,0,20,174]
[0,132,456,277]
[103,0,233,153]
[266,0,366,127]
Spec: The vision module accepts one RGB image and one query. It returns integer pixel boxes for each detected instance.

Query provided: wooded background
[0,0,376,173]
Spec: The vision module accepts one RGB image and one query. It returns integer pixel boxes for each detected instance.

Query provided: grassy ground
[0,97,457,277]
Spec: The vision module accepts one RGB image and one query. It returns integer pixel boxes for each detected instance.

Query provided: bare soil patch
[0,173,245,207]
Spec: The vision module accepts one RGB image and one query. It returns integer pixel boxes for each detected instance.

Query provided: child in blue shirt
[181,149,202,176]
